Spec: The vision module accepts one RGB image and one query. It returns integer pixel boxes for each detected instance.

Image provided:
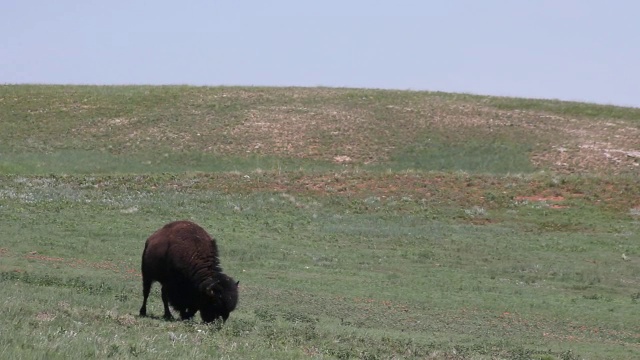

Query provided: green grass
[390,137,534,173]
[481,96,640,121]
[1,85,640,359]
[0,150,340,174]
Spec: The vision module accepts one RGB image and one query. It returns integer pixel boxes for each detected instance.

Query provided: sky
[1,1,639,108]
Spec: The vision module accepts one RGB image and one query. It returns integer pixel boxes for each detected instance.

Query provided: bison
[139,220,239,323]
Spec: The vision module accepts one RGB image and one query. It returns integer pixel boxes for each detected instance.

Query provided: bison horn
[206,283,216,297]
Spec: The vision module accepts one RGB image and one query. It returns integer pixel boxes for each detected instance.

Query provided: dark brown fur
[139,221,238,323]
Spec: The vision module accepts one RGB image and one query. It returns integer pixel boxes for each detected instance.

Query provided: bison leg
[161,285,174,320]
[139,277,152,317]
[180,308,196,320]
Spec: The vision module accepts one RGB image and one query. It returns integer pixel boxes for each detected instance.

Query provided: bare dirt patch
[514,195,566,202]
[513,195,570,209]
[35,311,56,322]
[526,117,640,174]
[227,104,407,163]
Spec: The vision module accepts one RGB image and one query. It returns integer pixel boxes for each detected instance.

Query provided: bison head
[200,273,239,323]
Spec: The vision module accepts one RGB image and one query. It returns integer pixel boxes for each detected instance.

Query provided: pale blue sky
[2,1,639,107]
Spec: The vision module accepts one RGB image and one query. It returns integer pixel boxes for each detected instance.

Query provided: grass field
[0,85,639,359]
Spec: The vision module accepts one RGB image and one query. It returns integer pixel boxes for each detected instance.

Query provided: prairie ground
[0,85,639,359]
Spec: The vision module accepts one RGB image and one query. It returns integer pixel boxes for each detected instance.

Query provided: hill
[0,85,639,359]
[1,85,639,175]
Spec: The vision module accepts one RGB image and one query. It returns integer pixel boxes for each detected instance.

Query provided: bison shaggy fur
[139,220,238,323]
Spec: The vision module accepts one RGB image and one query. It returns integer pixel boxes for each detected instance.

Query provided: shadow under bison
[139,220,239,323]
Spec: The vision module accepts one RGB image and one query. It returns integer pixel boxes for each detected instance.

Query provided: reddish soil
[514,195,565,202]
[514,195,570,209]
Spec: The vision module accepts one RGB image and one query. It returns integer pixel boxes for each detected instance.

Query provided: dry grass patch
[35,311,56,322]
[229,105,392,162]
[528,116,640,174]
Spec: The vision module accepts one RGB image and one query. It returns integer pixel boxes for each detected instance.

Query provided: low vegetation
[0,85,639,359]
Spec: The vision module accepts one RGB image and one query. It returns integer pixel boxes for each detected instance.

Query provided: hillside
[1,85,640,359]
[1,85,639,175]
